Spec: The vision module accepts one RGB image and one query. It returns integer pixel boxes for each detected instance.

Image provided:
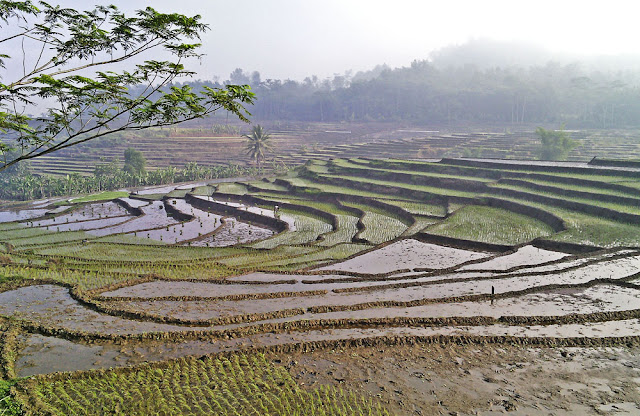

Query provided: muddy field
[277,343,640,415]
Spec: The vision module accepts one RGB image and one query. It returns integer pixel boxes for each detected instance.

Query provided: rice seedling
[33,243,247,262]
[426,205,554,245]
[381,200,447,217]
[6,230,94,248]
[216,183,248,195]
[250,243,371,269]
[68,191,129,204]
[341,202,408,244]
[491,196,640,247]
[219,245,318,267]
[317,214,361,246]
[30,354,390,415]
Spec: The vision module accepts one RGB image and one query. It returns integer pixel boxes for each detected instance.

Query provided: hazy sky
[9,0,640,80]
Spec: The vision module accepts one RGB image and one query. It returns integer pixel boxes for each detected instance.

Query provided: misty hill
[427,39,640,72]
[174,40,640,128]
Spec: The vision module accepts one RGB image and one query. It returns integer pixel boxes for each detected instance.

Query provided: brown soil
[271,343,640,415]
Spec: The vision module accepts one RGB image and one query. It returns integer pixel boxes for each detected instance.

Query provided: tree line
[188,57,640,128]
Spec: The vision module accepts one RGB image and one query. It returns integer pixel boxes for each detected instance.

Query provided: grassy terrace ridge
[380,200,447,217]
[330,158,495,183]
[278,177,420,201]
[8,230,96,248]
[317,173,479,198]
[504,177,640,199]
[363,158,640,184]
[216,182,249,195]
[489,183,640,215]
[340,201,409,244]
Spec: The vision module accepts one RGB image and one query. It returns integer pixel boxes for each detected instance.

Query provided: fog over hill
[168,40,640,128]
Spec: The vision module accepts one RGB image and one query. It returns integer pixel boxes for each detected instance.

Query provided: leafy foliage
[123,148,146,176]
[0,1,254,171]
[536,126,578,161]
[244,125,273,167]
[0,379,22,416]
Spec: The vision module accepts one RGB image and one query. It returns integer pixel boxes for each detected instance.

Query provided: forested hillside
[181,41,640,127]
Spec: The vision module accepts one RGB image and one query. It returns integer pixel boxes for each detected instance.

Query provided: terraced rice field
[1,156,640,415]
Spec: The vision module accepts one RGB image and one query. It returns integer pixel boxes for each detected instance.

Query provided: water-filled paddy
[317,239,493,273]
[460,245,568,270]
[87,201,179,237]
[0,285,207,335]
[0,208,50,223]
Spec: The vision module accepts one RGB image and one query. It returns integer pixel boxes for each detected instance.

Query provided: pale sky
[6,0,640,80]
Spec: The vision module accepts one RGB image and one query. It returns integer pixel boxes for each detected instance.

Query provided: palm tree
[244,125,273,169]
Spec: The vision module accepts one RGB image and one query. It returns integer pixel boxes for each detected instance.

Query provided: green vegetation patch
[69,191,129,204]
[321,173,478,198]
[94,234,168,245]
[0,264,135,291]
[491,183,640,215]
[489,196,640,247]
[548,210,640,247]
[257,243,371,270]
[0,379,22,416]
[6,230,94,248]
[342,202,408,245]
[216,182,248,195]
[35,243,245,262]
[52,259,239,282]
[220,245,318,267]
[403,217,440,236]
[191,185,215,196]
[0,226,52,241]
[426,205,555,245]
[381,200,447,217]
[246,181,289,192]
[30,354,389,416]
[317,214,361,246]
[166,189,190,198]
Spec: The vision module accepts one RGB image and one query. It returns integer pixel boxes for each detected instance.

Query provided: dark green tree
[123,148,146,175]
[536,126,578,161]
[244,124,273,168]
[0,1,254,172]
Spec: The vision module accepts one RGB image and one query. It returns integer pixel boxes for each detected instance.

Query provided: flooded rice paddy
[1,171,639,379]
[0,285,209,335]
[0,247,637,345]
[0,208,50,223]
[317,239,492,273]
